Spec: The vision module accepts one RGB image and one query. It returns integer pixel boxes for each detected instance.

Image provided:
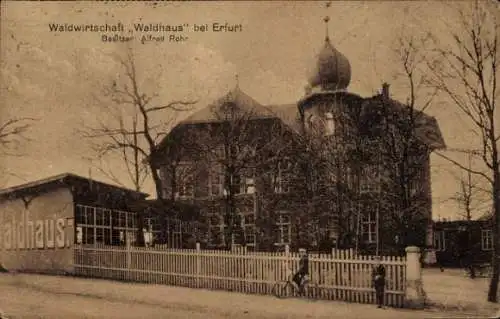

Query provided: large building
[150,28,446,253]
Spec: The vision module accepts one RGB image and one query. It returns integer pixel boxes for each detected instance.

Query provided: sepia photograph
[0,1,499,318]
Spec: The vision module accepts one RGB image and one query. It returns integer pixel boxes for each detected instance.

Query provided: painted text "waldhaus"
[1,211,71,250]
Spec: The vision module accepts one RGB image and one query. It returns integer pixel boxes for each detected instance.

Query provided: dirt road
[0,273,493,319]
[1,284,219,319]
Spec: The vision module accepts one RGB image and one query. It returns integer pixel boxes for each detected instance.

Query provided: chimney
[382,82,390,100]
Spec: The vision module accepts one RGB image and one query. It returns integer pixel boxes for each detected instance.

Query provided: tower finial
[324,1,331,41]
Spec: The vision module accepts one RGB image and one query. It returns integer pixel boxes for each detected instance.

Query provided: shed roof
[0,173,149,200]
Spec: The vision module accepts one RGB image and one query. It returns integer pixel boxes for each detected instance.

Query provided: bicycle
[272,273,318,299]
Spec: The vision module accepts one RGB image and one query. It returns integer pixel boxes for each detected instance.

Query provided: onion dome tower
[298,6,353,134]
[308,17,351,92]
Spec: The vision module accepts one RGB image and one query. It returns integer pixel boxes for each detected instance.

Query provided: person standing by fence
[292,248,309,295]
[372,256,386,308]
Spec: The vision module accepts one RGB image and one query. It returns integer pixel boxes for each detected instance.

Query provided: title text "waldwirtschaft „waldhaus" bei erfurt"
[48,22,243,33]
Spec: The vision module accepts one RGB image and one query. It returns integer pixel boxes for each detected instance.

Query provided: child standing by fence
[372,256,386,308]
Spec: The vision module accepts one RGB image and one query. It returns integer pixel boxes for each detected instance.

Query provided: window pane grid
[176,163,195,199]
[75,204,138,246]
[482,230,493,251]
[275,211,291,245]
[434,230,446,251]
[240,211,256,246]
[361,213,376,243]
[210,164,223,197]
[274,161,291,194]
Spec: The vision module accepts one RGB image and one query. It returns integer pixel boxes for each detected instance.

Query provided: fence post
[283,244,290,281]
[196,242,201,288]
[126,234,132,281]
[404,246,426,308]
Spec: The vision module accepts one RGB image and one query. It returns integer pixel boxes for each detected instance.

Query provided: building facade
[0,173,147,273]
[433,218,494,267]
[151,32,446,254]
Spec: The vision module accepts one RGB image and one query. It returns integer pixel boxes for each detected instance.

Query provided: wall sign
[1,211,70,250]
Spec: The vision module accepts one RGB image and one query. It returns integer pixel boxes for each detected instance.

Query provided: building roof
[0,173,149,200]
[180,86,276,125]
[308,36,351,91]
[157,86,446,154]
[152,87,291,156]
[365,94,447,150]
[266,103,302,134]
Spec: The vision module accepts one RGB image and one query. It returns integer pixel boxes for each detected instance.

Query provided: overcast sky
[1,1,496,220]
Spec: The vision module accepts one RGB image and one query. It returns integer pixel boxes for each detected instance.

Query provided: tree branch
[435,151,493,183]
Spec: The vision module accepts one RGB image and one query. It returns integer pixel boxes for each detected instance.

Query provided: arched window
[307,114,315,129]
[307,113,324,135]
[325,112,335,136]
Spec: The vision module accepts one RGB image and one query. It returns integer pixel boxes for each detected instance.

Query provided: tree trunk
[488,168,500,302]
[223,169,235,250]
[224,198,234,250]
[169,165,177,202]
[149,162,163,200]
[133,118,140,192]
[135,212,145,247]
[130,161,162,247]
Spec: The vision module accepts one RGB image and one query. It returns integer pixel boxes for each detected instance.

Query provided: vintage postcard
[1,1,499,318]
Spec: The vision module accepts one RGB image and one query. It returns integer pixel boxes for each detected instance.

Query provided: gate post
[405,246,427,308]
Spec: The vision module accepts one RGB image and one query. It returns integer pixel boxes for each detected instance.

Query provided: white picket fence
[73,244,407,307]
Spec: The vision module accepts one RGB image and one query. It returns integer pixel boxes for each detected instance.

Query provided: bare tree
[0,118,34,157]
[293,103,360,251]
[372,30,442,254]
[449,153,492,279]
[0,117,35,186]
[79,49,197,246]
[454,173,479,222]
[280,125,329,250]
[296,32,441,256]
[80,49,197,198]
[428,1,499,302]
[193,99,290,249]
[83,112,149,192]
[448,153,490,222]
